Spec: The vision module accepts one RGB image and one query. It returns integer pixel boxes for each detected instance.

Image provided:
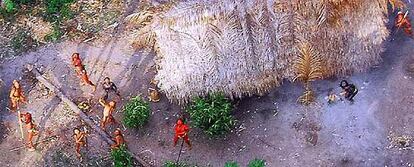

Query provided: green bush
[248,159,265,167]
[1,0,38,18]
[111,145,133,167]
[163,161,191,167]
[224,161,239,167]
[122,96,150,128]
[3,0,16,13]
[186,93,235,136]
[43,0,74,23]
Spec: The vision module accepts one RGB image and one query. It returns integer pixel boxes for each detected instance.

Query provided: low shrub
[224,161,239,167]
[122,96,150,128]
[43,0,74,23]
[186,93,235,136]
[247,159,266,167]
[3,0,16,13]
[111,145,133,167]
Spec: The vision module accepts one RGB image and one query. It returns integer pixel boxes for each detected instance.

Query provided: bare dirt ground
[1,6,414,167]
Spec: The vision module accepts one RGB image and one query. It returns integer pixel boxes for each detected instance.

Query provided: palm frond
[124,11,155,26]
[293,42,324,83]
[132,30,157,50]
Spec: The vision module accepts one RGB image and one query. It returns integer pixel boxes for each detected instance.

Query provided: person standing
[9,80,26,112]
[102,77,121,101]
[73,128,87,158]
[20,112,38,151]
[111,128,125,149]
[71,53,96,92]
[173,118,192,150]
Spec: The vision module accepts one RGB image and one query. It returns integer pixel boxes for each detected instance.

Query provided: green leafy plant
[163,161,191,167]
[224,161,239,167]
[3,0,16,13]
[43,0,74,23]
[123,96,150,128]
[248,159,266,167]
[186,93,235,136]
[111,145,133,167]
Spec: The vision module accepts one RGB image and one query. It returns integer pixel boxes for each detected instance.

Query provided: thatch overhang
[131,0,390,103]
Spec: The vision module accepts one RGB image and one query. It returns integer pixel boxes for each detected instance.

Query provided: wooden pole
[17,110,24,140]
[175,139,184,164]
[27,66,151,167]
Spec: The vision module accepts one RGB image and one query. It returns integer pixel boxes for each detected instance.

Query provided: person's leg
[28,132,35,150]
[104,90,109,101]
[184,135,191,149]
[345,92,351,100]
[10,99,17,111]
[173,135,179,147]
[100,117,108,129]
[76,143,81,157]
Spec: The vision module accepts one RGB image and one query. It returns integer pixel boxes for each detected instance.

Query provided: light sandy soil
[1,6,414,167]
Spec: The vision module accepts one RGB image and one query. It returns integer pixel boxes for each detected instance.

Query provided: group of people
[8,53,192,159]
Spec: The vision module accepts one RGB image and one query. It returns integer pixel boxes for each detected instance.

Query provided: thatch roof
[127,0,390,103]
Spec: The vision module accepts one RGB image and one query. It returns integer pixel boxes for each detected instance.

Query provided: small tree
[111,145,133,167]
[248,159,266,167]
[224,161,239,167]
[186,93,235,136]
[123,96,150,128]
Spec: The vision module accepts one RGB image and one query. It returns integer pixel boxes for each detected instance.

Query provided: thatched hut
[127,0,390,103]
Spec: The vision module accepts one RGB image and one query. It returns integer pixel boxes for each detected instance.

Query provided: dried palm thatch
[125,0,390,103]
[294,42,324,105]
